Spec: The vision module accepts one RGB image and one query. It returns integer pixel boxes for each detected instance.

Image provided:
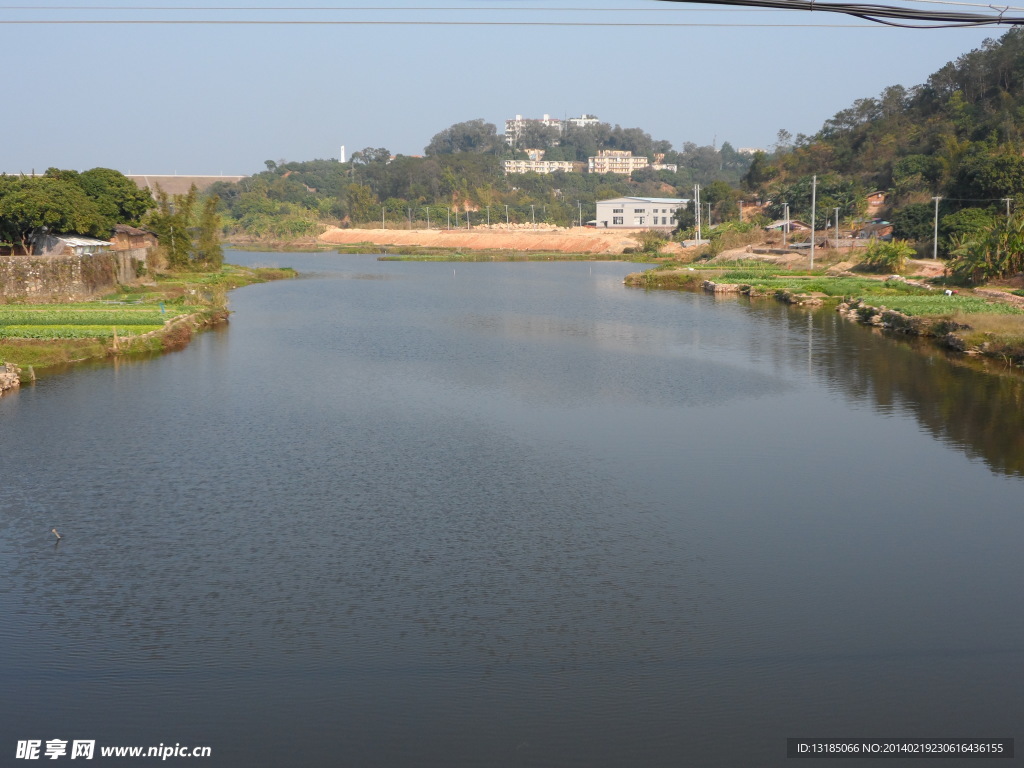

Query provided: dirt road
[318,226,649,254]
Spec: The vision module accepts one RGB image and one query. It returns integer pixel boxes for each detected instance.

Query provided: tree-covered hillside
[209,118,754,234]
[745,28,1024,258]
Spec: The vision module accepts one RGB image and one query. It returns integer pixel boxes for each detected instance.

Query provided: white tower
[339,145,346,163]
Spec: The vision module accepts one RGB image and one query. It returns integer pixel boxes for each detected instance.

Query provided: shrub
[859,239,915,273]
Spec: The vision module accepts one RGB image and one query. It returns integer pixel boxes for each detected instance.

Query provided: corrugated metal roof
[54,235,115,247]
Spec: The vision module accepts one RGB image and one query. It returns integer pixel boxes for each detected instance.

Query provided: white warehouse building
[594,196,689,229]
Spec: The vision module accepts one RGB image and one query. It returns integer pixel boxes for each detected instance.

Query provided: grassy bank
[0,264,295,380]
[626,262,1024,368]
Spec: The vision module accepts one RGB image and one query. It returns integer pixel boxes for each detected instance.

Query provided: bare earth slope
[318,226,643,254]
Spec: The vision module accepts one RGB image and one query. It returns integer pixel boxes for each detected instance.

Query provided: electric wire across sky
[0,0,1021,27]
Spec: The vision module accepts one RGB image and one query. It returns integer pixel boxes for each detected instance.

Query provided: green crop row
[0,325,165,339]
[0,311,169,325]
[0,308,186,327]
[857,294,1024,316]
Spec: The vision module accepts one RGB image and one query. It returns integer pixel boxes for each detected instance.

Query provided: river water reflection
[1,252,1021,766]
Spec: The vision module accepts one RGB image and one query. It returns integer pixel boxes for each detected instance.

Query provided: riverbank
[625,257,1024,368]
[0,264,295,391]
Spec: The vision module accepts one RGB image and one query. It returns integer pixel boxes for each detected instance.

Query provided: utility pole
[578,200,582,227]
[505,204,510,228]
[783,202,789,249]
[447,207,450,230]
[531,204,535,229]
[738,200,743,223]
[810,174,817,270]
[694,185,701,241]
[1004,198,1013,219]
[426,207,430,230]
[834,206,840,245]
[382,207,385,230]
[932,196,941,259]
[487,206,490,227]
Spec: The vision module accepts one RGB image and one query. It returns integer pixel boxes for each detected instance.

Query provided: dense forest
[207,119,754,235]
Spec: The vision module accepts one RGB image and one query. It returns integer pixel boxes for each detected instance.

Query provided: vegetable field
[0,304,196,339]
[858,294,1024,316]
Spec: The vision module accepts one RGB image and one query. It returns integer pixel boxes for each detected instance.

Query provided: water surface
[1,253,1021,766]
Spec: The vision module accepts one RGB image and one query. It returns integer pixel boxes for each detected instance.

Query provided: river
[1,252,1021,766]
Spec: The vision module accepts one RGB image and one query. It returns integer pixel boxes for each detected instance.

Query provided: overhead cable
[654,0,1024,27]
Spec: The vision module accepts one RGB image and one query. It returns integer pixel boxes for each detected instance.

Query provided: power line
[6,0,1021,9]
[655,0,1024,27]
[3,0,1021,26]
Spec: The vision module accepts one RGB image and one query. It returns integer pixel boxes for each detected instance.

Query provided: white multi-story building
[504,113,600,144]
[588,150,650,175]
[566,113,600,129]
[594,196,688,229]
[505,114,563,145]
[504,159,580,175]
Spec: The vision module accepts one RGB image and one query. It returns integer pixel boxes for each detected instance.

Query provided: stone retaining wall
[0,362,20,395]
[0,251,146,303]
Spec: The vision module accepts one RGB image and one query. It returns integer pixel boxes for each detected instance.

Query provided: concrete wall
[0,250,146,303]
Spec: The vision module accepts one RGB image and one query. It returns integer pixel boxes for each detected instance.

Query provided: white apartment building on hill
[504,159,580,175]
[588,150,649,175]
[504,113,600,144]
[505,114,562,145]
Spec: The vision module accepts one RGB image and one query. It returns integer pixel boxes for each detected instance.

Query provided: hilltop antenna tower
[339,145,346,163]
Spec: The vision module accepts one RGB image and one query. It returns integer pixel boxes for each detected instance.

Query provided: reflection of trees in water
[743,300,1024,478]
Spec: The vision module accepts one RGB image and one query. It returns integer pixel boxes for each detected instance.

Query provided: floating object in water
[50,527,62,540]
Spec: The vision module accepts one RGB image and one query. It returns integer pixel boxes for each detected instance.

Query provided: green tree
[76,167,154,226]
[0,175,105,253]
[891,203,936,242]
[950,148,1024,200]
[146,186,196,269]
[859,239,915,273]
[742,151,777,190]
[344,183,379,225]
[702,180,740,221]
[941,207,996,251]
[424,119,502,155]
[629,229,669,254]
[194,195,223,268]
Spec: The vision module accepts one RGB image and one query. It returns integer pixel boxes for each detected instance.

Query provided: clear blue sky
[1,1,1003,176]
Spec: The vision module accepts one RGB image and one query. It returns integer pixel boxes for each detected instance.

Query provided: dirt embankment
[318,226,648,254]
